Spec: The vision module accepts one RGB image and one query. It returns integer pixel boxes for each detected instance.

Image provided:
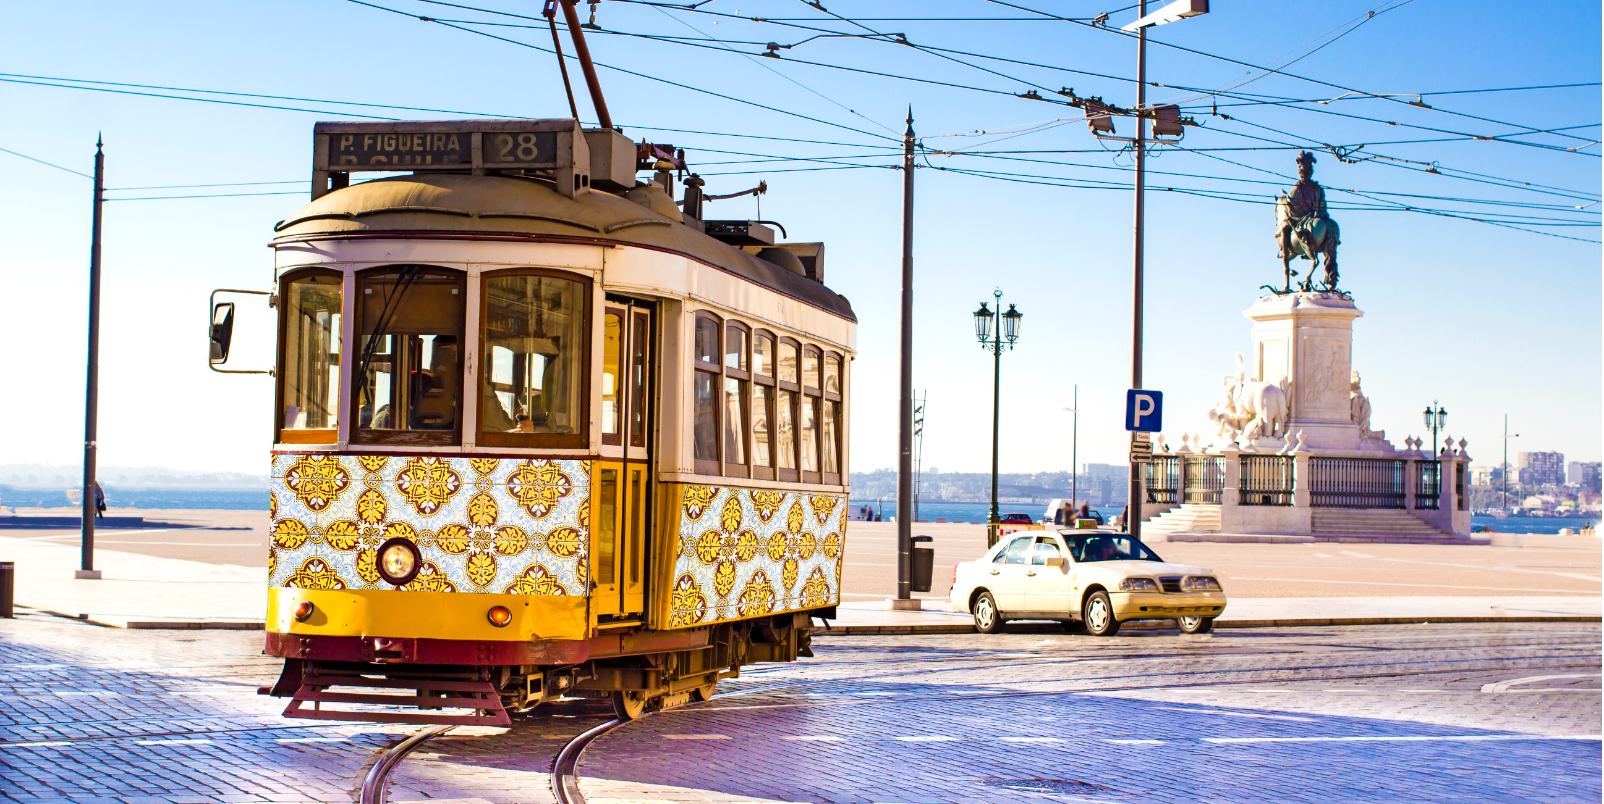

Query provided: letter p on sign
[1125,389,1163,432]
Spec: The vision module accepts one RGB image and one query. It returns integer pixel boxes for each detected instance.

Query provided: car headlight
[377,537,421,586]
[1183,576,1222,591]
[1119,577,1160,592]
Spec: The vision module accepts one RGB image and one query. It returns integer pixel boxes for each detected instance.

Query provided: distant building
[1568,461,1602,493]
[1518,451,1565,486]
[1469,466,1496,486]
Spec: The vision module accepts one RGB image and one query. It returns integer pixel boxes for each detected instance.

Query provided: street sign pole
[1125,389,1163,537]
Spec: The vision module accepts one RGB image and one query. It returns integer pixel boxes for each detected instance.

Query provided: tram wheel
[611,690,650,721]
[1177,616,1214,634]
[1083,591,1121,637]
[972,591,1004,634]
[691,679,718,702]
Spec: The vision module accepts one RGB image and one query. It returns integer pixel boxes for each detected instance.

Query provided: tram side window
[724,324,749,470]
[353,266,464,444]
[750,331,776,478]
[692,314,720,471]
[279,271,342,441]
[480,273,588,448]
[774,339,799,479]
[822,353,845,481]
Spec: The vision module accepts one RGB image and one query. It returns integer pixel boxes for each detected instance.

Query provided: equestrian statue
[1269,150,1341,293]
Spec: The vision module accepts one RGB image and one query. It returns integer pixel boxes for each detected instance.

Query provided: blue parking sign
[1125,389,1163,432]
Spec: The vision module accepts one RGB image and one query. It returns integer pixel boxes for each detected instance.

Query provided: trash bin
[0,561,13,618]
[910,535,934,593]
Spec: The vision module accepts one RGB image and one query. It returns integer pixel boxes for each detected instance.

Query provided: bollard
[910,535,934,593]
[0,561,13,618]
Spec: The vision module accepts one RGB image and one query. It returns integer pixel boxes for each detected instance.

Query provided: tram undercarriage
[260,609,825,723]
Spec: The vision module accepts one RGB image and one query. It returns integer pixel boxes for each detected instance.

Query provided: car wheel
[1177,615,1214,634]
[1083,591,1121,637]
[972,591,1004,634]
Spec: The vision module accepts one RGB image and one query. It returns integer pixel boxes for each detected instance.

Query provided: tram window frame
[822,351,845,485]
[749,329,777,482]
[691,311,723,476]
[799,344,823,484]
[275,267,344,445]
[722,320,751,478]
[773,336,801,483]
[601,305,626,447]
[350,265,466,447]
[476,268,592,450]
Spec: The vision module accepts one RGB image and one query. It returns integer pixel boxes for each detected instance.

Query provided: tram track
[358,724,455,804]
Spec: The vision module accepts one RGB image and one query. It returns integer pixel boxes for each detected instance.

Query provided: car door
[1025,536,1075,614]
[982,536,1034,610]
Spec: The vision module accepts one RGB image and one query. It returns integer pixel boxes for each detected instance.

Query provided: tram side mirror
[210,302,236,364]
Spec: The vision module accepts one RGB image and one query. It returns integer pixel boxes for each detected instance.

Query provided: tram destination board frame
[311,119,592,200]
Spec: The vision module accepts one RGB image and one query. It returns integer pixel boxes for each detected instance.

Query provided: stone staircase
[1142,504,1222,535]
[1140,504,1484,545]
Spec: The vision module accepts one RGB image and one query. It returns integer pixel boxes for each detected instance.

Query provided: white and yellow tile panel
[664,484,846,629]
[269,453,591,597]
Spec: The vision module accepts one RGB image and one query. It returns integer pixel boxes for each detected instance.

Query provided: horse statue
[1225,353,1290,441]
[1270,151,1341,293]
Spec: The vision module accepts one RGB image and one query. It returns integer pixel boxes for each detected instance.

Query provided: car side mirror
[210,302,236,365]
[1045,556,1065,568]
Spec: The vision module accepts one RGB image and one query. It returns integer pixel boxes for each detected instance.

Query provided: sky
[1,0,1599,478]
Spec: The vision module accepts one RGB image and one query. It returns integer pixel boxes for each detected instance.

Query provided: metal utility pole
[1127,0,1149,541]
[1067,385,1078,512]
[79,136,105,580]
[895,108,915,602]
[1502,415,1519,512]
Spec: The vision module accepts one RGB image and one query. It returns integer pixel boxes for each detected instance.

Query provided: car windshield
[1063,534,1162,563]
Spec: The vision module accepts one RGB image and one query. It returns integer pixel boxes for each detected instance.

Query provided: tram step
[280,674,511,726]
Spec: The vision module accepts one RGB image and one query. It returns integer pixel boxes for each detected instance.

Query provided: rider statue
[1274,151,1341,293]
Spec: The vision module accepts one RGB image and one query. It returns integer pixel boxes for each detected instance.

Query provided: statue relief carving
[1347,367,1385,442]
[1303,341,1347,412]
[1210,353,1290,444]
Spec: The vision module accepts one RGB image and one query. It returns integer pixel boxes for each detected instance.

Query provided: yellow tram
[213,118,854,724]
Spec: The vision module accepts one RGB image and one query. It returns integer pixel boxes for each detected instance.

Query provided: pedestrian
[1119,503,1129,533]
[1077,502,1091,522]
[94,482,106,519]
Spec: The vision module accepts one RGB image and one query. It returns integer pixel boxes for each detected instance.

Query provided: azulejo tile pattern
[667,484,846,629]
[269,453,590,597]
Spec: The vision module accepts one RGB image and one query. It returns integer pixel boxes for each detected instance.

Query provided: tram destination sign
[310,119,591,200]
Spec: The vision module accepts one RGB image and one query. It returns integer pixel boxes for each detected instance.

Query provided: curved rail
[359,724,454,804]
[551,719,624,804]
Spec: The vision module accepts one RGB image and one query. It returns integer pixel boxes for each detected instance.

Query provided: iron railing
[1183,456,1226,504]
[1310,457,1406,509]
[1456,461,1468,511]
[1145,455,1179,504]
[1414,460,1441,510]
[1240,455,1295,506]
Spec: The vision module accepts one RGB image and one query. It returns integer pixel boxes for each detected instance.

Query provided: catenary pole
[1072,385,1078,514]
[80,135,105,579]
[1127,1,1148,541]
[896,108,915,601]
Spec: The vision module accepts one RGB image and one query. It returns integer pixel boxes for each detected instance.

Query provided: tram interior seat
[409,336,458,430]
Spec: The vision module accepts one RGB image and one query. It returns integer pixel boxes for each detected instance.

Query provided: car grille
[1159,577,1183,593]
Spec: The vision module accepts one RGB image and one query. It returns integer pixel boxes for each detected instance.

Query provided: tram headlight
[487,605,513,627]
[1183,576,1222,591]
[377,538,421,586]
[293,601,315,622]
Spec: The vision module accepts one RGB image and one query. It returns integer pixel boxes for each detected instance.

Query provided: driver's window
[479,271,589,449]
[1030,537,1062,565]
[353,265,464,445]
[1001,537,1033,565]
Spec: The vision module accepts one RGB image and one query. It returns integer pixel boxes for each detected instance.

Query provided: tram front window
[480,273,588,448]
[354,266,465,443]
[279,271,341,441]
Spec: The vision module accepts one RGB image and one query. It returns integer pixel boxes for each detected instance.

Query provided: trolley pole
[895,109,915,603]
[1127,2,1148,542]
[79,135,105,580]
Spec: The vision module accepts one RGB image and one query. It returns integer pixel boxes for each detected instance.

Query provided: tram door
[593,301,653,618]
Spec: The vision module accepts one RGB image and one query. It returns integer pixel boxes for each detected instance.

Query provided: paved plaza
[1,612,1598,804]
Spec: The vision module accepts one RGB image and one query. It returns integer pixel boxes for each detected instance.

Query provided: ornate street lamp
[974,289,1023,547]
[1423,400,1448,455]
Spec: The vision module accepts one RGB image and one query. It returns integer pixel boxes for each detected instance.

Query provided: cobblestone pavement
[1,615,1598,804]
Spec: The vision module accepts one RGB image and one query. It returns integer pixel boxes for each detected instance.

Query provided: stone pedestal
[1244,292,1373,453]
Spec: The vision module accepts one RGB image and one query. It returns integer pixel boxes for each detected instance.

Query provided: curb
[812,615,1602,636]
[21,606,265,630]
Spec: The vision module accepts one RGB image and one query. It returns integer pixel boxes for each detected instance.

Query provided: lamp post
[974,289,1023,548]
[1502,415,1520,513]
[1118,0,1209,542]
[1423,400,1448,455]
[1064,385,1078,518]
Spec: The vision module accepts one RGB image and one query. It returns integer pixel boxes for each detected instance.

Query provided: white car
[949,530,1228,636]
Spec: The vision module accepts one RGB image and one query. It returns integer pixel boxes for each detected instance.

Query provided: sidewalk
[2,532,1596,631]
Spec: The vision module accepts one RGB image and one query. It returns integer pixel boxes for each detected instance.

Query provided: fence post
[1219,446,1241,530]
[1404,457,1417,510]
[1441,456,1458,519]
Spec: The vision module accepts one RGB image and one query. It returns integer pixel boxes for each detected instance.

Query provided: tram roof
[271,173,855,322]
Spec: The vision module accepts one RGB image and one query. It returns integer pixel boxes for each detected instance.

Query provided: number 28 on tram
[210,119,855,723]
